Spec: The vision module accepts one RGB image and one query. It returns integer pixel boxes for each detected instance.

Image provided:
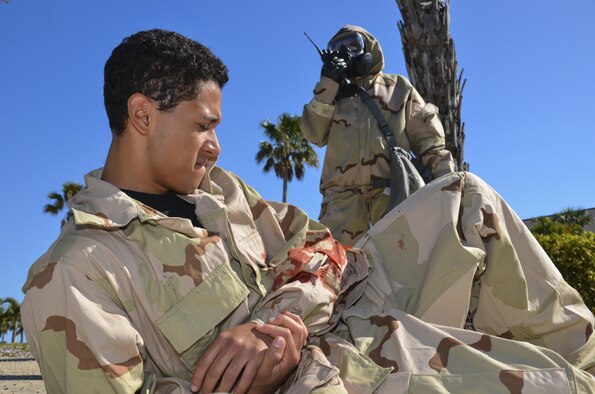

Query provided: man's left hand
[190,322,268,393]
[190,312,307,394]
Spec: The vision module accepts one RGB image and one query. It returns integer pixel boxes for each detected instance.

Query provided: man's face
[145,81,222,194]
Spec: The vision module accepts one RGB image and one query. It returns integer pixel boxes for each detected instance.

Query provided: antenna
[304,32,324,57]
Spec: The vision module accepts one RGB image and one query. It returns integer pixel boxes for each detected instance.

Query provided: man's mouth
[195,158,209,168]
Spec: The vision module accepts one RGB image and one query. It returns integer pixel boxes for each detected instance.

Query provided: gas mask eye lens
[328,32,365,56]
[347,43,358,51]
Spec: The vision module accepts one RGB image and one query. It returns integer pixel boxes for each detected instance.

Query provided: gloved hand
[320,50,347,82]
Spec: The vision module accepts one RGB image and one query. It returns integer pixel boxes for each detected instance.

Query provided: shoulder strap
[354,84,427,212]
[355,86,398,149]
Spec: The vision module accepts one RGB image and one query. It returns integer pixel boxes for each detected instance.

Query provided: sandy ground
[0,347,45,394]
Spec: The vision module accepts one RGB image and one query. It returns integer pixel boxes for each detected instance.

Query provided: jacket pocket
[156,263,250,356]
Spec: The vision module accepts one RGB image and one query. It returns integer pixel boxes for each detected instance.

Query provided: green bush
[533,231,595,314]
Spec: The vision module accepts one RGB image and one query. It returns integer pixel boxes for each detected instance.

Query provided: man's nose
[203,130,221,157]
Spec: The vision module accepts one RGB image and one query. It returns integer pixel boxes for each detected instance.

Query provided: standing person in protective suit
[301,25,455,246]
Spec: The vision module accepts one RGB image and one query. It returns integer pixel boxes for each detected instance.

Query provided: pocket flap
[156,263,250,353]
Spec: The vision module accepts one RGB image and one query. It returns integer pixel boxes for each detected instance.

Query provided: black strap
[353,85,428,213]
[355,86,433,183]
[354,87,398,149]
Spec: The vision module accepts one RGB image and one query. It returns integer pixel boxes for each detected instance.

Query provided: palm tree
[0,302,6,342]
[1,297,20,343]
[396,0,468,171]
[43,181,83,227]
[16,318,24,343]
[0,321,7,343]
[255,113,319,203]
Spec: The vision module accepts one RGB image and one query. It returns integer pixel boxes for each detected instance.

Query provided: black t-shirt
[121,189,202,228]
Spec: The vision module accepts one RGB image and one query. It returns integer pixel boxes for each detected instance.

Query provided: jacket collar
[70,168,207,238]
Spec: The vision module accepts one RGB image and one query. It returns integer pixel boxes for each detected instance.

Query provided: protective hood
[328,25,384,78]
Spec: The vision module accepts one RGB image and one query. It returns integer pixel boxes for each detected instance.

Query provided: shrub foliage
[531,208,595,314]
[534,232,595,313]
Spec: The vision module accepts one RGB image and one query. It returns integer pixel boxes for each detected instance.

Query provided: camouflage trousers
[302,172,595,393]
[354,172,595,366]
[319,185,390,246]
[317,309,595,393]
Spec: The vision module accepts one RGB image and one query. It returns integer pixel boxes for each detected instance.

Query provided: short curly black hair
[104,29,229,135]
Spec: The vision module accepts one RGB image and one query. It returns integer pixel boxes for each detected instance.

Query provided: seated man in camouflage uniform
[22,29,595,393]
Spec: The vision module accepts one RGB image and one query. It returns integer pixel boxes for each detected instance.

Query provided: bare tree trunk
[396,0,468,171]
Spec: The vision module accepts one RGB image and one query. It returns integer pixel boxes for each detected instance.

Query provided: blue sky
[1,0,594,303]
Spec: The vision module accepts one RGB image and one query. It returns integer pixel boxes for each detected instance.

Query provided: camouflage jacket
[22,168,595,393]
[300,25,454,192]
[21,167,370,393]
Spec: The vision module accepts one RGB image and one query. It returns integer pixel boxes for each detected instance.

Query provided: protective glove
[320,50,348,82]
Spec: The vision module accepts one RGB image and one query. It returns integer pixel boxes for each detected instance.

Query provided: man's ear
[127,93,152,135]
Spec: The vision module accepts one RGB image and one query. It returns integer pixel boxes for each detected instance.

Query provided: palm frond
[43,181,83,224]
[255,113,319,201]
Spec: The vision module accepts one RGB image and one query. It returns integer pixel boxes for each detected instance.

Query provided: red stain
[272,231,348,294]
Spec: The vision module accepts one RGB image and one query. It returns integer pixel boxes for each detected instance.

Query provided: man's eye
[199,124,210,131]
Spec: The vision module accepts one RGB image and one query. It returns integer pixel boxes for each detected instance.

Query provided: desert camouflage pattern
[22,166,366,393]
[301,25,455,246]
[22,168,595,393]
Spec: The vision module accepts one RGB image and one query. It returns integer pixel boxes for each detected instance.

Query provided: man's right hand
[321,50,347,82]
[248,311,309,394]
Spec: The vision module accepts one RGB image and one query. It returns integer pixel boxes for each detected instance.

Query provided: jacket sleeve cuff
[313,77,340,104]
[305,97,335,118]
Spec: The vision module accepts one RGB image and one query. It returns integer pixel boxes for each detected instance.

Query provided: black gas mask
[327,32,373,78]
